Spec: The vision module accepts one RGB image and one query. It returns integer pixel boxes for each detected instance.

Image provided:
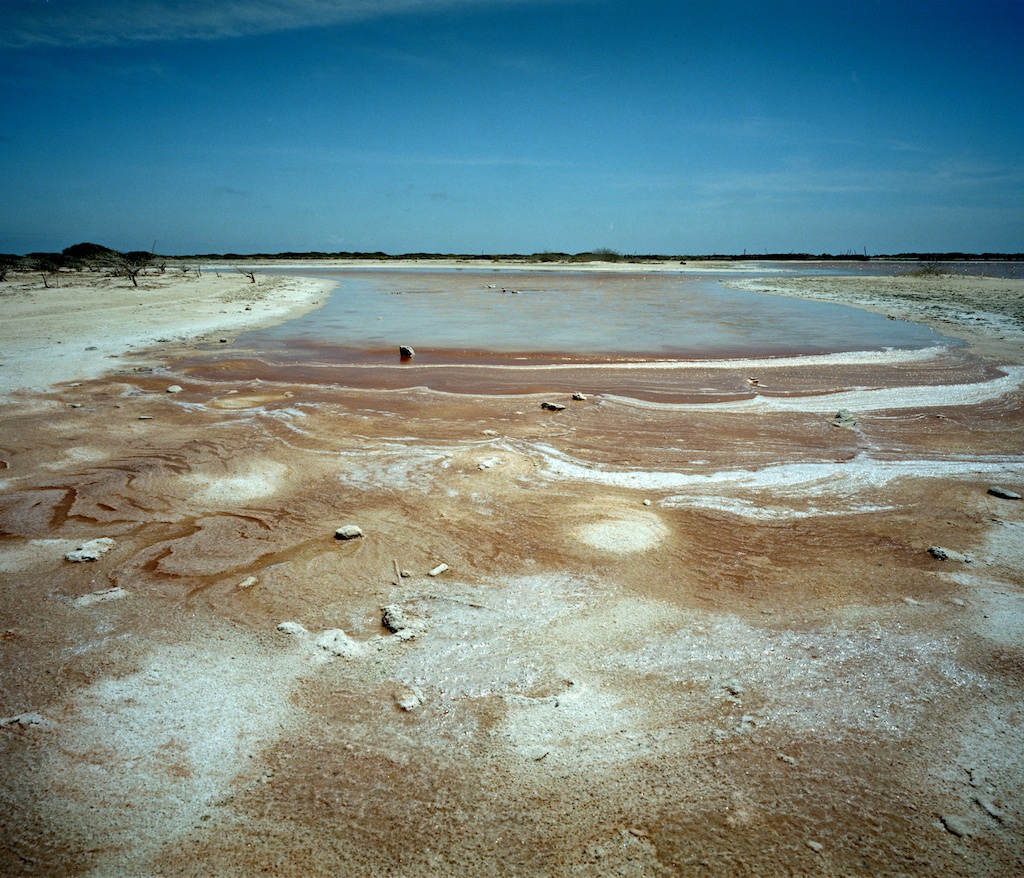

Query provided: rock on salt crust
[64,537,115,562]
[73,586,128,607]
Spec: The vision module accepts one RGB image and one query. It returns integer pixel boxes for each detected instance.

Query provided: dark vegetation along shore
[3,241,1023,277]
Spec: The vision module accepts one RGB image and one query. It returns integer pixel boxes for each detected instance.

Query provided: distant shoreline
[2,261,1023,399]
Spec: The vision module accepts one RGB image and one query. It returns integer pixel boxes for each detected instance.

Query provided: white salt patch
[679,496,895,520]
[602,366,1024,414]
[185,460,287,505]
[531,443,1023,502]
[335,445,458,493]
[575,515,668,553]
[44,638,305,858]
[606,615,981,735]
[964,589,1024,645]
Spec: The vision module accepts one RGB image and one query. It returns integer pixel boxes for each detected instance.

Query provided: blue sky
[2,0,1022,255]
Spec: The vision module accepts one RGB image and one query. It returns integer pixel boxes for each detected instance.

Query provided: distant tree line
[2,243,1022,287]
[0,242,169,287]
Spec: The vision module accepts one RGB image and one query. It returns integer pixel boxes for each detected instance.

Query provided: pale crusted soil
[0,268,1022,876]
[0,268,332,399]
[726,274,1024,365]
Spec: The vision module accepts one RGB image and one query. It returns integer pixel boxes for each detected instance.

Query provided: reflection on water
[239,269,948,363]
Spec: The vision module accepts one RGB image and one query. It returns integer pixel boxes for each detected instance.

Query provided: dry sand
[0,268,332,399]
[1,263,1023,876]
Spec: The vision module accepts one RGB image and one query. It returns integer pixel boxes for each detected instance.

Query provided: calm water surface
[238,269,949,364]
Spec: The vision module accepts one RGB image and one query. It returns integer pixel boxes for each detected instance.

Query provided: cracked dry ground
[1,346,1022,877]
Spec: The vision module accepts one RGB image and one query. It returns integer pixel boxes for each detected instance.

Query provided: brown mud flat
[1,341,1023,876]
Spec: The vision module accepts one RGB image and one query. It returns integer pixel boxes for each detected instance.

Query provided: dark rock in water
[541,402,566,411]
[399,345,415,359]
[335,524,363,540]
[987,485,1021,500]
[832,409,857,428]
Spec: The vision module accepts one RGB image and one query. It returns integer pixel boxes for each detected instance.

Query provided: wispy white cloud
[4,0,571,48]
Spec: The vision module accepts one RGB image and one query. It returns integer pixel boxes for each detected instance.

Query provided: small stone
[237,576,258,589]
[779,754,798,765]
[335,525,363,540]
[219,338,228,343]
[643,499,652,506]
[940,814,970,837]
[541,402,566,411]
[381,605,410,634]
[399,345,415,358]
[928,546,973,563]
[166,385,183,393]
[903,597,922,606]
[315,629,363,658]
[397,689,422,711]
[73,587,128,607]
[988,486,1021,500]
[805,840,824,853]
[65,537,115,562]
[481,429,499,436]
[832,408,857,428]
[428,563,449,577]
[572,392,587,401]
[0,713,53,729]
[138,416,154,420]
[276,621,308,636]
[68,403,82,408]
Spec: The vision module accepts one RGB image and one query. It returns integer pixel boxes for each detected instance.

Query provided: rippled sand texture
[2,335,1022,877]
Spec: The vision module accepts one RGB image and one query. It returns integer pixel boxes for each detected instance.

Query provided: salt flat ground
[1,264,1023,876]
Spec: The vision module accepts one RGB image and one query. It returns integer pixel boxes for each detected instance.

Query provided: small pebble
[940,814,970,837]
[428,563,449,577]
[805,840,823,853]
[277,621,308,636]
[65,537,116,563]
[335,525,363,540]
[237,576,258,589]
[987,485,1021,500]
[541,402,566,411]
[166,385,183,393]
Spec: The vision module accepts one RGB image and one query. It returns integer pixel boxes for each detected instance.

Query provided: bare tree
[102,250,152,287]
[236,267,257,283]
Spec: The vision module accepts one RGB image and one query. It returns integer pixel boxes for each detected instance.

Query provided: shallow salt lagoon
[238,268,948,362]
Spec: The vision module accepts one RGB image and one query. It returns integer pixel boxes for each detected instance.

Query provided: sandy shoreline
[723,273,1024,365]
[0,269,333,400]
[2,263,1023,399]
